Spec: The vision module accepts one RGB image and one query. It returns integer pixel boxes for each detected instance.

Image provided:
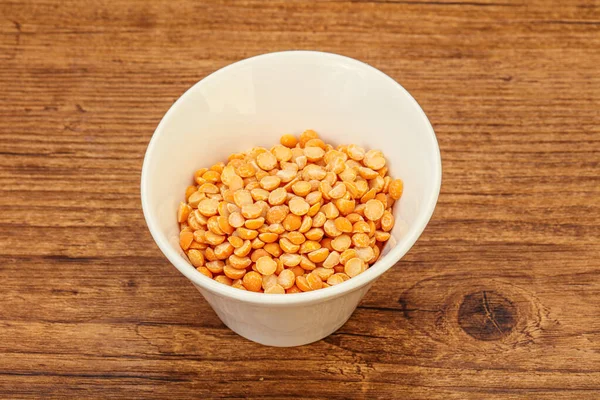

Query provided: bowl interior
[142,51,441,302]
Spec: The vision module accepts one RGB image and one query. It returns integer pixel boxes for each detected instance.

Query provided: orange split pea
[178,130,404,293]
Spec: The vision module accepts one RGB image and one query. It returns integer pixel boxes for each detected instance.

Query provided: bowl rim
[141,50,442,306]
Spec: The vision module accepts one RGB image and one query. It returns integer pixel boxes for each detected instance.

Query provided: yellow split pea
[178,130,404,293]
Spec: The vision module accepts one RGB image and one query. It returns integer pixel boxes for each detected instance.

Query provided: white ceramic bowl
[141,51,441,347]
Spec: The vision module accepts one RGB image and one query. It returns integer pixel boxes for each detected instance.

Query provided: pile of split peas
[177,130,403,294]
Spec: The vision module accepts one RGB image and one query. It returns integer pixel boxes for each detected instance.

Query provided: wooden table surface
[1,0,599,398]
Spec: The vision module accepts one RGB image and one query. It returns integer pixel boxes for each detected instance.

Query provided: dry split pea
[177,130,403,294]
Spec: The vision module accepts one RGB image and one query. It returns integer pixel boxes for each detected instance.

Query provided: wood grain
[1,0,599,398]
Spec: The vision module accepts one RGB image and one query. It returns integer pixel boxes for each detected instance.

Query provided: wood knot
[398,274,551,351]
[458,291,516,341]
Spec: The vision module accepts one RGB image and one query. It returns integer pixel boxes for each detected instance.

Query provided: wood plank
[1,0,599,398]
